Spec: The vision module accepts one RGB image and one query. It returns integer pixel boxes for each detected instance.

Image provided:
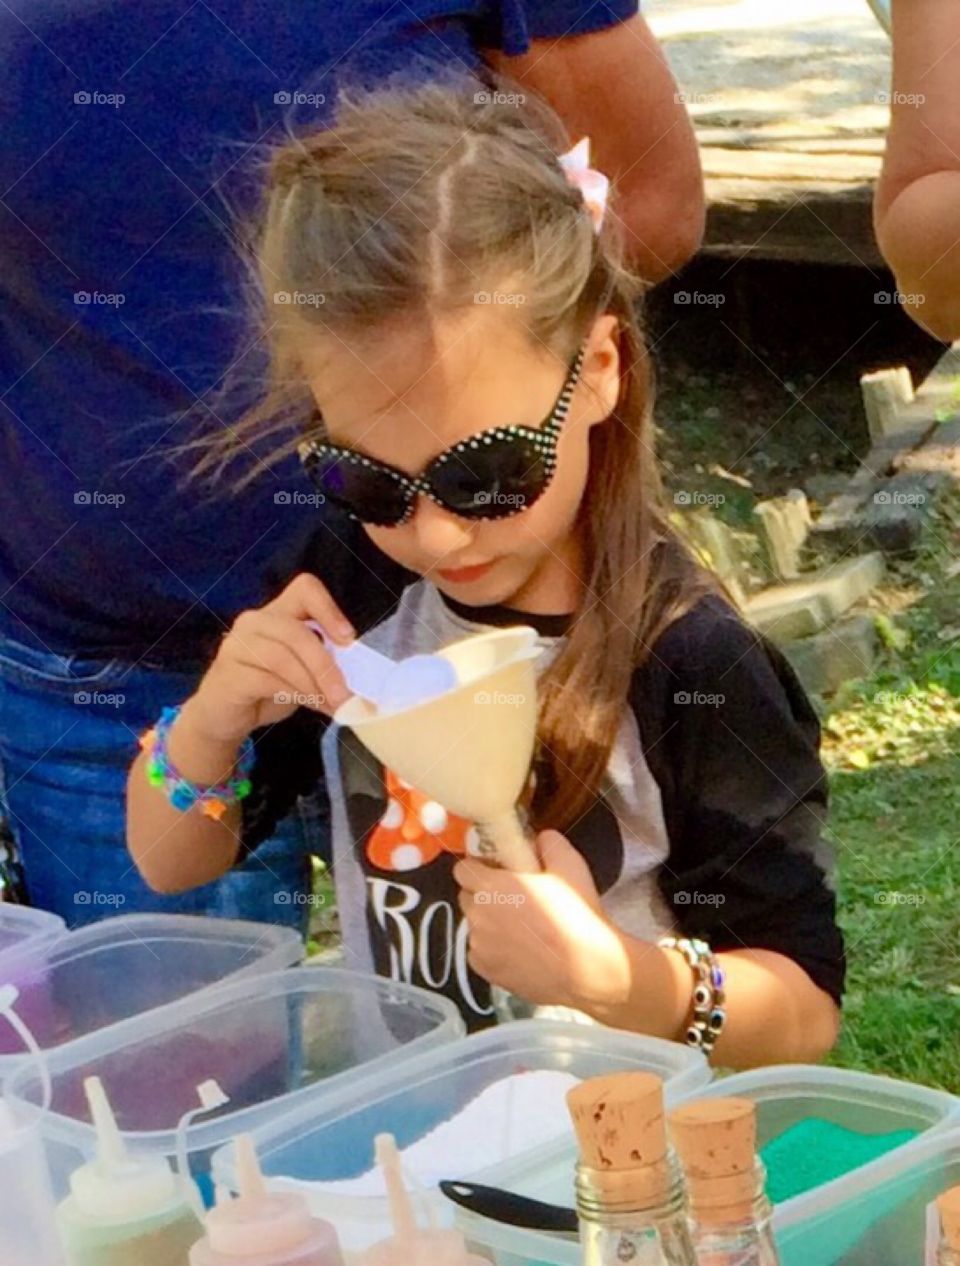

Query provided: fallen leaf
[848,750,872,770]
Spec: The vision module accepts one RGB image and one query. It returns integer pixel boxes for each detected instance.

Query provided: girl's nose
[409,493,474,558]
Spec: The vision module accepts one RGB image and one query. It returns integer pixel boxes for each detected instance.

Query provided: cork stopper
[568,1073,667,1171]
[939,1186,960,1251]
[668,1098,759,1223]
[567,1074,672,1206]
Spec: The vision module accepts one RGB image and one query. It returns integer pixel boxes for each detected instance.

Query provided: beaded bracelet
[139,705,255,821]
[658,934,727,1057]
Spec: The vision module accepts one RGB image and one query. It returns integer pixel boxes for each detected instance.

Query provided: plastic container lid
[209,1019,712,1254]
[5,966,463,1199]
[0,914,303,1072]
[0,905,67,986]
[775,1127,960,1266]
[0,905,66,958]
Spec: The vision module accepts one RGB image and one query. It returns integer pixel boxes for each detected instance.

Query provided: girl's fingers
[245,609,343,694]
[271,572,356,643]
[227,628,322,707]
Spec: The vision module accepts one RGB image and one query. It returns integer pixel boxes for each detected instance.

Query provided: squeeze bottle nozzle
[189,1134,344,1264]
[354,1135,488,1266]
[68,1076,183,1222]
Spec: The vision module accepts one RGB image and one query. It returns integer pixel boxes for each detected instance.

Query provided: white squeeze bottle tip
[357,1134,487,1266]
[69,1076,182,1221]
[191,1133,341,1262]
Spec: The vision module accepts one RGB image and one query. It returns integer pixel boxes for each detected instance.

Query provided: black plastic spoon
[439,1179,579,1234]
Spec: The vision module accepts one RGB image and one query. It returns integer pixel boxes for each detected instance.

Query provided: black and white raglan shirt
[241,522,846,1032]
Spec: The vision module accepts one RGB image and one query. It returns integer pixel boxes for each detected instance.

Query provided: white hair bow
[558,137,610,233]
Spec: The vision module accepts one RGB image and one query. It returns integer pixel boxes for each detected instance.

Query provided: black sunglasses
[298,345,586,527]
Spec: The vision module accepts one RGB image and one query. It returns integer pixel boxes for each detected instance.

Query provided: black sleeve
[238,511,416,857]
[631,596,846,1006]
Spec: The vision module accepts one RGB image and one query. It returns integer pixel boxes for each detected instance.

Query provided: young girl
[127,76,844,1069]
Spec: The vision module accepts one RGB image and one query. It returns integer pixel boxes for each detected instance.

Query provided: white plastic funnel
[335,627,542,871]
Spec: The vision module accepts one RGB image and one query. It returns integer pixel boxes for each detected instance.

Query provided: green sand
[760,1119,920,1204]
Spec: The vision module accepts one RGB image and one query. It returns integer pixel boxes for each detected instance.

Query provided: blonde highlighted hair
[203,71,715,835]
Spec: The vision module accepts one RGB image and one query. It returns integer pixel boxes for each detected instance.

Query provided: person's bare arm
[483,13,705,282]
[594,938,841,1069]
[127,574,352,894]
[875,0,960,341]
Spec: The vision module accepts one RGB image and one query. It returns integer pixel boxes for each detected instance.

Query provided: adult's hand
[484,12,705,284]
[875,0,960,342]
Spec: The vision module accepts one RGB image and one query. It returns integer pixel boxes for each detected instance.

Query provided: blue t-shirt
[0,1,636,660]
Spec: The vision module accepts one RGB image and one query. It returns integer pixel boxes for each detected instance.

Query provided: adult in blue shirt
[0,1,703,926]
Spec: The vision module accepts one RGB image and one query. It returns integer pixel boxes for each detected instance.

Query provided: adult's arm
[875,0,960,341]
[483,10,705,282]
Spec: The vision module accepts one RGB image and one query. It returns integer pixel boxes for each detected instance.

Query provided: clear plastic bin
[451,1064,960,1266]
[0,904,65,966]
[0,905,68,1053]
[210,1019,712,1254]
[4,965,463,1199]
[775,1126,960,1266]
[0,913,303,1073]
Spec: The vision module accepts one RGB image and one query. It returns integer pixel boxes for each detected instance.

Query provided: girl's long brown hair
[199,71,716,836]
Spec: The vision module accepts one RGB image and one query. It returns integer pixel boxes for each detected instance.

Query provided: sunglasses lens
[430,433,549,519]
[307,452,410,526]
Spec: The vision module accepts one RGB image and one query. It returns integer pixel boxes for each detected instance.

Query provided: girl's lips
[437,560,495,584]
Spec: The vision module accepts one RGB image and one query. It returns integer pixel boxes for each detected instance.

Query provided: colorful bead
[139,705,255,816]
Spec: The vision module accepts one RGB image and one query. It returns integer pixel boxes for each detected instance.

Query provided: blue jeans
[0,635,324,932]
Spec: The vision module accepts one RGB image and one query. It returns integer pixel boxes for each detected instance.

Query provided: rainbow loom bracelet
[140,705,255,821]
[658,934,727,1057]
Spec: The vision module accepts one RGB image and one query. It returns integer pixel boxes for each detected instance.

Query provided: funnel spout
[475,810,539,873]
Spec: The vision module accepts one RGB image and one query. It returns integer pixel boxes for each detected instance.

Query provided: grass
[821,492,960,1089]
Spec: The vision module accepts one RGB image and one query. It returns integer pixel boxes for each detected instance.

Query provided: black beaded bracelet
[658,935,727,1057]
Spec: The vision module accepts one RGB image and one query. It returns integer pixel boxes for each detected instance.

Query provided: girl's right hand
[185,573,357,745]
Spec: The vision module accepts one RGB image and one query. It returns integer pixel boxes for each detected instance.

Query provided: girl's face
[301,309,621,613]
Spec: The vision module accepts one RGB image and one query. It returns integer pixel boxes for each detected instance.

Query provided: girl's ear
[580,314,621,426]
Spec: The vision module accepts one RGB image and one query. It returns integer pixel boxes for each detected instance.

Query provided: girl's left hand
[454,830,630,1011]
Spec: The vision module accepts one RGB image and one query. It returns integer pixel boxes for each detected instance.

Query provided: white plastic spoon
[306,620,458,711]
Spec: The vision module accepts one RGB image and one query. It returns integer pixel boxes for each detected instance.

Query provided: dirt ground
[648,257,947,526]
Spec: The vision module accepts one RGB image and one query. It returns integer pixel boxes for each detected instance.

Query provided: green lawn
[822,494,960,1089]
